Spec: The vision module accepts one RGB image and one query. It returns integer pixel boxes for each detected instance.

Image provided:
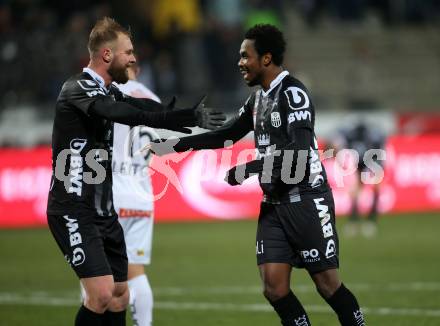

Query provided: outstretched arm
[143,110,253,156]
[122,96,165,112]
[89,97,197,132]
[120,95,226,130]
[171,112,254,152]
[90,95,225,133]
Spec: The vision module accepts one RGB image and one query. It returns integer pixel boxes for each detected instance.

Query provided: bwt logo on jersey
[313,197,337,259]
[63,215,85,266]
[285,86,310,110]
[68,139,87,196]
[288,111,311,123]
[300,248,321,263]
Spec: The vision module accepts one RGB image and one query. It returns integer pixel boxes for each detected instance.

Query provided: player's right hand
[164,96,226,132]
[193,96,227,130]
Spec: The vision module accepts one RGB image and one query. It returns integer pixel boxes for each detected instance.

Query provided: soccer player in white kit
[113,63,159,326]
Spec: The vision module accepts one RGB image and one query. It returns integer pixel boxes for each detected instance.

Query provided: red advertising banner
[382,135,440,213]
[0,147,52,227]
[397,113,440,135]
[0,135,439,228]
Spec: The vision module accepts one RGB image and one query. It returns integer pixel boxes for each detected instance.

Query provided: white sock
[128,274,153,326]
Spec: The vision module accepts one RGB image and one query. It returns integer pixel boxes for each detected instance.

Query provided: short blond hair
[88,17,131,56]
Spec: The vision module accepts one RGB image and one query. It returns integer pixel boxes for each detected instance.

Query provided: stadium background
[0,0,440,325]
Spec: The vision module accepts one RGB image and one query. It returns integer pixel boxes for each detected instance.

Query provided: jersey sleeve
[61,78,114,115]
[283,82,314,138]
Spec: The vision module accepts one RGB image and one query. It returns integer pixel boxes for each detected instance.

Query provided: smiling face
[238,39,265,87]
[107,33,136,84]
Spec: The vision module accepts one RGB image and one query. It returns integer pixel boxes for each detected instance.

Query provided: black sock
[350,200,359,221]
[103,310,126,326]
[269,291,311,326]
[326,284,365,326]
[75,305,103,326]
[367,190,379,222]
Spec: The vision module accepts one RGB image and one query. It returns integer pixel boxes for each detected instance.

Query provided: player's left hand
[194,96,227,130]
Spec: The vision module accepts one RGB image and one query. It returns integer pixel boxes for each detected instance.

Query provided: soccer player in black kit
[150,24,366,325]
[46,17,224,326]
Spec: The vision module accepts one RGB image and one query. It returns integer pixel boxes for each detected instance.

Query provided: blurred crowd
[297,0,440,27]
[0,0,439,111]
[0,0,285,110]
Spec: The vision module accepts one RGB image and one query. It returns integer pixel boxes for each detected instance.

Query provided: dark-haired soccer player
[150,24,365,325]
[46,17,224,326]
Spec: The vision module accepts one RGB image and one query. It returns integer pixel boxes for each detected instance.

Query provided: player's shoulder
[281,75,309,93]
[281,75,314,111]
[58,72,104,100]
[64,72,99,91]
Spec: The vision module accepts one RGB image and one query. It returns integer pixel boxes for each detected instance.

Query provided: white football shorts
[118,210,154,265]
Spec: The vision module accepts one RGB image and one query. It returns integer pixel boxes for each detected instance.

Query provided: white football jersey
[112,80,161,212]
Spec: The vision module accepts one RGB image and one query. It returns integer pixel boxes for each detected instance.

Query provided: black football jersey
[47,71,124,217]
[239,72,329,198]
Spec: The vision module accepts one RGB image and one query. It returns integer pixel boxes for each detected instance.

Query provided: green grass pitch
[1,212,439,325]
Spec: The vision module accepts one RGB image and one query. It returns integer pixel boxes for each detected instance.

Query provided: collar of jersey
[261,70,289,97]
[82,67,106,90]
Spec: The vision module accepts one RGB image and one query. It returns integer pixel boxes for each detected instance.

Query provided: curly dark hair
[244,24,286,66]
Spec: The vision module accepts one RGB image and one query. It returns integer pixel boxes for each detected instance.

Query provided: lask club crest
[271,112,281,128]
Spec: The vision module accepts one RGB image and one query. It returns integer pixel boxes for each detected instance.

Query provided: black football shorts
[47,213,128,282]
[256,190,339,274]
